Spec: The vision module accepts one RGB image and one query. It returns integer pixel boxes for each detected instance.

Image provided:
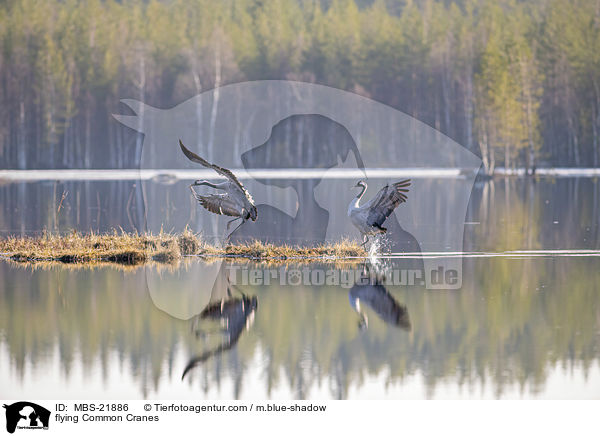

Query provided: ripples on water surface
[1,177,599,399]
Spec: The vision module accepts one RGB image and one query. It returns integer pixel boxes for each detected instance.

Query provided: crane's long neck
[354,184,367,206]
[348,183,367,214]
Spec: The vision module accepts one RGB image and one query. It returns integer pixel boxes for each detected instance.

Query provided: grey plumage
[180,140,257,239]
[348,179,411,245]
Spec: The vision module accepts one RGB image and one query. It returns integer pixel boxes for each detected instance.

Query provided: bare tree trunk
[135,52,146,168]
[480,118,490,174]
[192,64,203,153]
[489,142,496,174]
[464,67,474,152]
[434,89,440,131]
[441,48,452,137]
[504,135,510,171]
[522,58,536,175]
[593,78,600,167]
[593,105,599,167]
[565,71,580,166]
[85,94,91,168]
[18,99,26,169]
[208,43,221,161]
[234,86,241,163]
[573,128,580,166]
[67,88,74,168]
[568,111,580,166]
[61,75,73,168]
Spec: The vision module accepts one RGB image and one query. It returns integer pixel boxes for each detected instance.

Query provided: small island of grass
[0,230,367,266]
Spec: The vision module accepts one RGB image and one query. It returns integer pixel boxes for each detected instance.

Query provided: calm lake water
[1,177,599,399]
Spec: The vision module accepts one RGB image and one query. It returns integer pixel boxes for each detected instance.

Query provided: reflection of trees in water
[1,256,600,399]
[465,178,600,251]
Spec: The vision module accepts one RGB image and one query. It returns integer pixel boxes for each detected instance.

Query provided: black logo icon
[2,402,50,434]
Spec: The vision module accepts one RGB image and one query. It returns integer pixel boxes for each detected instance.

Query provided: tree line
[1,0,599,172]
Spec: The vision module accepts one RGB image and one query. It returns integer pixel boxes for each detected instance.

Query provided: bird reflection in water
[182,279,258,380]
[349,266,411,331]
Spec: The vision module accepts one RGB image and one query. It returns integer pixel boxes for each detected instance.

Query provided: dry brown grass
[0,230,366,266]
[223,239,365,259]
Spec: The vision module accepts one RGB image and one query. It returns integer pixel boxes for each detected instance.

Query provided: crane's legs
[224,218,247,243]
[226,217,239,231]
[360,235,369,247]
[221,217,240,242]
[192,180,226,190]
[189,184,203,201]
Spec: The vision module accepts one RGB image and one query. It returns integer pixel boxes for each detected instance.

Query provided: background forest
[1,0,599,171]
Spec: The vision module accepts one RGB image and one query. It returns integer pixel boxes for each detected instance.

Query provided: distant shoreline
[0,168,599,182]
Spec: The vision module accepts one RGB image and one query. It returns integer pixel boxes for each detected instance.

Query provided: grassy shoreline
[0,231,366,266]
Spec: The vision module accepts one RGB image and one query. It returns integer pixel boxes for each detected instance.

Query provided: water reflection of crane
[182,278,257,380]
[349,270,410,331]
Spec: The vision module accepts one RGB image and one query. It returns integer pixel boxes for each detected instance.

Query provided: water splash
[367,236,387,276]
[368,236,381,260]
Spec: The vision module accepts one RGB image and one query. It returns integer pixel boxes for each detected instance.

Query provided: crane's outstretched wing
[195,193,242,217]
[179,139,254,204]
[365,179,411,227]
